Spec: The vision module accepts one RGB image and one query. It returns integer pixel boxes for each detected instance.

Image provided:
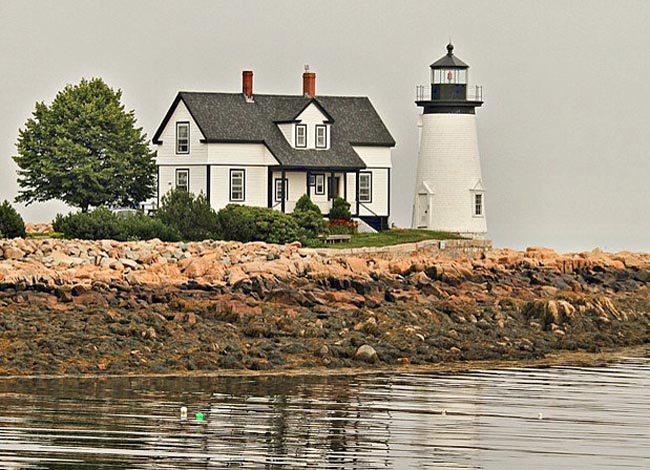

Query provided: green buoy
[195,412,204,422]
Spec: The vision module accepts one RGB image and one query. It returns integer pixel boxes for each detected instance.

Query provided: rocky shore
[0,238,649,376]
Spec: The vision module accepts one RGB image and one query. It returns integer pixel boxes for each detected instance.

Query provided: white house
[152,68,395,230]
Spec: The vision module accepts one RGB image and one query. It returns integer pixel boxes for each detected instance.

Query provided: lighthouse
[412,43,487,238]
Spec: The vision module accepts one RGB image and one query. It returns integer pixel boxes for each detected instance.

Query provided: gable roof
[152,92,395,170]
[290,98,335,123]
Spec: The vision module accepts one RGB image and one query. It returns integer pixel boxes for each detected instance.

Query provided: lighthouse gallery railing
[415,85,483,102]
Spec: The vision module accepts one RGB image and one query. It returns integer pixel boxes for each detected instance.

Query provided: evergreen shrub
[216,204,306,244]
[155,189,219,241]
[53,208,180,241]
[291,194,327,239]
[329,197,352,221]
[0,200,26,238]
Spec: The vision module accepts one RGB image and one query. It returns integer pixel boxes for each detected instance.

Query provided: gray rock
[119,258,139,269]
[355,344,378,363]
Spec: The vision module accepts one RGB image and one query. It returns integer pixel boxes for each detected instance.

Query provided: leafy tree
[0,200,26,238]
[155,189,219,241]
[13,78,156,212]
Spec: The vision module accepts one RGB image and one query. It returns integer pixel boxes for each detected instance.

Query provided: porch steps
[353,217,378,234]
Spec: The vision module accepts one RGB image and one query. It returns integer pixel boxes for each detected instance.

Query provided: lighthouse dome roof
[430,43,469,69]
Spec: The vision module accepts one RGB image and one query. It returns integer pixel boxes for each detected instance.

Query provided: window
[315,125,327,148]
[176,122,190,154]
[295,124,307,148]
[275,178,288,202]
[474,193,484,216]
[359,172,372,203]
[230,169,245,201]
[175,169,189,191]
[314,174,325,195]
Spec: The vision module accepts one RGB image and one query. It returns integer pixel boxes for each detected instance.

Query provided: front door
[418,194,429,228]
[328,176,340,199]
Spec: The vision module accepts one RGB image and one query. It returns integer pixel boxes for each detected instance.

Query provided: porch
[268,168,362,216]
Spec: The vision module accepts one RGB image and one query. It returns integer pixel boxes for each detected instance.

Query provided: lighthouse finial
[447,40,454,55]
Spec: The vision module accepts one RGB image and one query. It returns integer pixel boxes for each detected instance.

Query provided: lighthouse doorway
[417,194,429,228]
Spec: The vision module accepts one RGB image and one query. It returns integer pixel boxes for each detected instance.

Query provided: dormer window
[316,125,327,148]
[295,124,307,148]
[176,122,190,154]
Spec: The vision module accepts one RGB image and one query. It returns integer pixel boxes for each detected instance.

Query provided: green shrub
[116,212,180,241]
[155,189,219,241]
[53,207,119,240]
[214,205,258,243]
[329,197,352,221]
[0,200,26,238]
[294,194,321,214]
[290,194,327,240]
[53,208,180,241]
[291,209,328,239]
[216,205,306,244]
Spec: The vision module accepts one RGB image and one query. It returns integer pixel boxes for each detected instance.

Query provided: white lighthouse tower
[412,43,487,238]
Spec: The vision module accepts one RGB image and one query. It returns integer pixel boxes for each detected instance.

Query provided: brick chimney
[242,70,253,100]
[302,65,316,97]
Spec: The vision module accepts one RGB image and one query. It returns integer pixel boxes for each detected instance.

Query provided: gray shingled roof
[153,92,395,170]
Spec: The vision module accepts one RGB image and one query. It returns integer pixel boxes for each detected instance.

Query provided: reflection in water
[0,358,649,469]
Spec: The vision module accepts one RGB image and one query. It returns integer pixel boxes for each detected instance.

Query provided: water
[1,358,649,469]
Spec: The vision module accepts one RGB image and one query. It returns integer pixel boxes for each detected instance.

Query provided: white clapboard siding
[277,123,294,147]
[352,146,392,168]
[210,166,268,210]
[292,103,331,150]
[158,165,207,199]
[155,100,207,165]
[208,143,279,166]
[358,168,389,217]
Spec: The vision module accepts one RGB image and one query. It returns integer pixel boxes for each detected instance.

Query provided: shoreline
[1,238,650,377]
[0,345,647,382]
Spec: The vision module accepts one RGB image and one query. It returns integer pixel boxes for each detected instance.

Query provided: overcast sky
[1,0,649,252]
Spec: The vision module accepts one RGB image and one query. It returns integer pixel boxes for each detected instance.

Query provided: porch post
[306,171,311,198]
[267,167,273,208]
[355,170,360,216]
[281,168,286,213]
[343,171,347,201]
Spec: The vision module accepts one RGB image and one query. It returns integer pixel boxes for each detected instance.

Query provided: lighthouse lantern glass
[432,69,467,85]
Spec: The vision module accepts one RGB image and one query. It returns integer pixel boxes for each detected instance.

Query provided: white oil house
[412,43,487,238]
[152,68,395,231]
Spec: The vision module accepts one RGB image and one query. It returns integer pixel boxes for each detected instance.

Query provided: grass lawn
[318,228,464,249]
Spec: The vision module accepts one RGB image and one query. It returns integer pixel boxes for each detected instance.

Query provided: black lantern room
[416,43,483,114]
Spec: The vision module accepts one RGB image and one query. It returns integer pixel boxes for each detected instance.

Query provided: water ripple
[0,358,649,469]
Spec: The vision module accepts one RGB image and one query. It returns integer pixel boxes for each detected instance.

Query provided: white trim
[175,169,189,191]
[359,172,372,203]
[176,122,190,154]
[230,169,245,202]
[295,124,307,148]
